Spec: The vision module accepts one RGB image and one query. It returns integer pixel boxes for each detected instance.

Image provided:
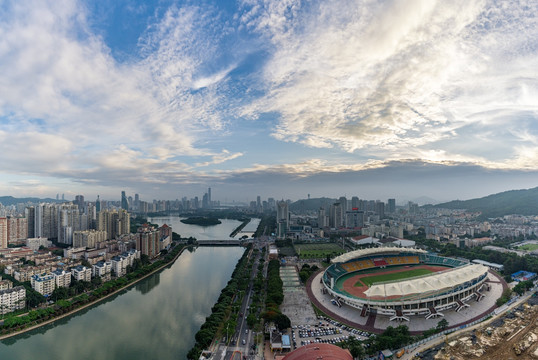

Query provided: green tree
[274,313,291,331]
[437,318,449,331]
[246,313,257,328]
[513,280,534,295]
[51,286,69,301]
[340,336,365,359]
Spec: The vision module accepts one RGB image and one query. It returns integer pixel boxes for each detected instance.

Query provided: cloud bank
[0,0,536,200]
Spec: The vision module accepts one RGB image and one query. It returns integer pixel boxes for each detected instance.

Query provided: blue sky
[0,0,537,204]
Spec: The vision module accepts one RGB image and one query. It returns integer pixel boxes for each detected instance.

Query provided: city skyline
[1,0,537,202]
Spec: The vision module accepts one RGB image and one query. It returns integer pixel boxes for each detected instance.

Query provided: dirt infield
[341,265,451,300]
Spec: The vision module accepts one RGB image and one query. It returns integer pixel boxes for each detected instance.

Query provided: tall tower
[75,195,85,212]
[134,193,140,211]
[276,200,289,238]
[96,195,101,213]
[387,198,396,213]
[208,188,211,207]
[0,217,7,249]
[26,206,36,238]
[121,191,128,211]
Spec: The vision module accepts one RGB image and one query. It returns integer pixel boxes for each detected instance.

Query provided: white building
[53,268,72,288]
[0,286,26,315]
[111,249,140,277]
[71,265,92,282]
[111,256,127,277]
[30,273,55,296]
[92,261,112,278]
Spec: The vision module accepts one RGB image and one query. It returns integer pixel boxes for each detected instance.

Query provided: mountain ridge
[429,186,538,218]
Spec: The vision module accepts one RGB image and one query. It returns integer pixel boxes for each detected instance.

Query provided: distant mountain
[403,196,441,206]
[289,197,337,212]
[0,196,64,206]
[430,187,538,218]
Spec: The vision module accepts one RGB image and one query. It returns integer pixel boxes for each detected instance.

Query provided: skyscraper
[0,217,7,249]
[75,195,85,211]
[276,200,289,238]
[26,206,35,238]
[387,198,396,213]
[121,191,128,211]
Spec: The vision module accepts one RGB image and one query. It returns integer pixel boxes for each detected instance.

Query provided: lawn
[518,243,538,251]
[355,268,434,287]
[294,243,346,259]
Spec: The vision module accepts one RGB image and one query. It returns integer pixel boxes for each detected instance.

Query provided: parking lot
[290,316,373,349]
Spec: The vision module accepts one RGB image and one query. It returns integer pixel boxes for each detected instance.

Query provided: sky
[0,0,537,204]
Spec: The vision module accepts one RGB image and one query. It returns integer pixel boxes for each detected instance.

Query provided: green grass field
[294,243,346,259]
[355,268,434,287]
[518,243,538,251]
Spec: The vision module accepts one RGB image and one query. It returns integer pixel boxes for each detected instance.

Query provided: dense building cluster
[0,191,173,315]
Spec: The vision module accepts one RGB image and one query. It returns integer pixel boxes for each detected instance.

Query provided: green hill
[431,187,538,218]
[0,196,63,206]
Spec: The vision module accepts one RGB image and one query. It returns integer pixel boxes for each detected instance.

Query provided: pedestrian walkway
[280,265,317,326]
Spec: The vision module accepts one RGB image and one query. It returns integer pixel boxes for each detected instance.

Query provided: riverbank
[180,217,221,226]
[0,244,189,341]
[229,218,251,237]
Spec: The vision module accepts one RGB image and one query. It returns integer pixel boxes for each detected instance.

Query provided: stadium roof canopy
[364,264,488,298]
[331,247,427,264]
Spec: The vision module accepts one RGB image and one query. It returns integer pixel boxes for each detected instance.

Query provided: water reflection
[0,247,244,360]
[135,272,160,295]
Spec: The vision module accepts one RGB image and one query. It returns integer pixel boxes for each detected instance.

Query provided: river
[148,216,260,240]
[0,223,245,359]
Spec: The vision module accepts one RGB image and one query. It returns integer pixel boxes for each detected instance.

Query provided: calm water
[0,246,245,360]
[149,216,259,240]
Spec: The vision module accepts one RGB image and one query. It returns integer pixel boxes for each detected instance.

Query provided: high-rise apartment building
[375,201,385,219]
[329,202,343,228]
[134,193,140,211]
[7,216,27,244]
[345,209,365,228]
[0,217,8,249]
[74,195,85,211]
[97,209,130,240]
[136,225,161,258]
[387,198,396,213]
[339,196,348,212]
[317,208,327,228]
[26,206,35,238]
[35,203,58,239]
[58,203,89,245]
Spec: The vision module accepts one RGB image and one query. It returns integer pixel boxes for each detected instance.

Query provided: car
[242,339,246,345]
[245,329,248,334]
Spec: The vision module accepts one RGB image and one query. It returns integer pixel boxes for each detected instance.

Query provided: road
[211,243,267,360]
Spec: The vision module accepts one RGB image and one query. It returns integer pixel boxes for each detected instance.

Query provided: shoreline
[229,218,251,238]
[0,245,189,341]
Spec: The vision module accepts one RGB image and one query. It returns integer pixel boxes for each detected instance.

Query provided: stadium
[321,247,490,322]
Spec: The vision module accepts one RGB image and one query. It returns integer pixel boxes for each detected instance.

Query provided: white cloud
[0,0,242,188]
[239,0,538,167]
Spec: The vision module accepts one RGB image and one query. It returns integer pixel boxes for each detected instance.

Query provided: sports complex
[307,247,507,333]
